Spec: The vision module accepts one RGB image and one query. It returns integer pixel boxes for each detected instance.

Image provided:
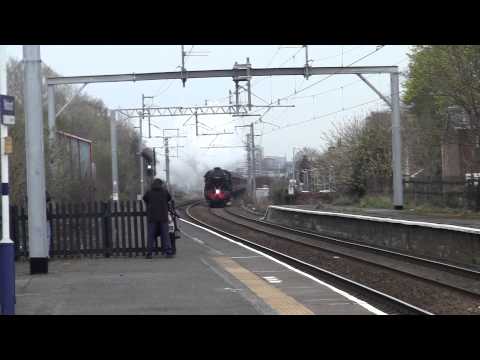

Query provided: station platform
[14,219,382,315]
[280,204,480,230]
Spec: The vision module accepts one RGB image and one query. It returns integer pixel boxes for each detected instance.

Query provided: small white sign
[2,115,14,125]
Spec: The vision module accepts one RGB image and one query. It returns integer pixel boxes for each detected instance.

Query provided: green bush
[331,195,356,206]
[359,195,392,209]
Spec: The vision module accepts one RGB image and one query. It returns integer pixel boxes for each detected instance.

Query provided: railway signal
[141,147,155,178]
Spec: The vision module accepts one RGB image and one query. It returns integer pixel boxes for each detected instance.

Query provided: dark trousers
[147,222,172,255]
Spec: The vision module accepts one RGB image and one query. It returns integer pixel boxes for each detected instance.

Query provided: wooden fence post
[102,201,112,258]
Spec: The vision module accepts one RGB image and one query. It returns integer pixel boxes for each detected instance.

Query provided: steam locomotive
[204,167,246,207]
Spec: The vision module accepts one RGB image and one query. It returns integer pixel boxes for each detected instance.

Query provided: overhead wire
[262,98,384,135]
[310,45,365,64]
[285,56,410,101]
[263,82,406,135]
[253,46,366,93]
[248,51,406,132]
[199,46,375,106]
[268,45,387,106]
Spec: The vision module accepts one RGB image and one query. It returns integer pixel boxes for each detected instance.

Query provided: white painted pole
[0,46,11,245]
[23,45,49,274]
[0,44,15,314]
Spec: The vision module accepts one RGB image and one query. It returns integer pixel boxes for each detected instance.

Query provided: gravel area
[188,203,480,315]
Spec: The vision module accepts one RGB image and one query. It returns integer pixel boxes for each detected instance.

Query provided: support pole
[110,110,119,201]
[292,147,296,182]
[195,112,198,136]
[391,72,403,209]
[148,110,151,139]
[235,81,240,114]
[47,85,56,195]
[47,85,56,143]
[246,133,252,198]
[250,123,257,205]
[139,95,145,199]
[304,45,310,79]
[23,45,48,274]
[181,45,186,87]
[247,79,252,110]
[164,137,171,192]
[0,45,15,315]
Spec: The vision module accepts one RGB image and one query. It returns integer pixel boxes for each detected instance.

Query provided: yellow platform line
[214,256,314,315]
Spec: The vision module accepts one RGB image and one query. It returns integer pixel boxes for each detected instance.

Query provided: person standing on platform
[143,178,173,259]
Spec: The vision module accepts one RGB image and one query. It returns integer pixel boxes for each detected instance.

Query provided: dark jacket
[143,180,172,223]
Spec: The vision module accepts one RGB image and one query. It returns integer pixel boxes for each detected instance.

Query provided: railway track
[184,201,434,315]
[224,205,480,297]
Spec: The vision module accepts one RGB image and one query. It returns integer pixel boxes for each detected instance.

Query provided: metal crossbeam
[47,66,398,85]
[116,104,294,119]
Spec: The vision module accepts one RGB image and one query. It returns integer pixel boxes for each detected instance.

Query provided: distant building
[441,108,480,181]
[261,155,288,177]
[238,143,264,177]
[56,130,95,179]
[237,145,289,179]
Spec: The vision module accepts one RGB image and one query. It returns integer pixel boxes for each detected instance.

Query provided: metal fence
[404,179,480,210]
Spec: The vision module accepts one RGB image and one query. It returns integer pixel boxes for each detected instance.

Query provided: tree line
[293,45,480,204]
[4,58,143,206]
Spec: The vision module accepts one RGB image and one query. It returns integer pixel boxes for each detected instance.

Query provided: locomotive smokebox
[141,147,154,163]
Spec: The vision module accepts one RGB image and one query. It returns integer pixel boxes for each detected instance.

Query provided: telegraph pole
[23,46,49,275]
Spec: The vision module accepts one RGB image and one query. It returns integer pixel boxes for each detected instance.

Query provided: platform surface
[14,219,379,315]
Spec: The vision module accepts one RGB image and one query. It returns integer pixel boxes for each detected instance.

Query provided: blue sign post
[0,94,16,315]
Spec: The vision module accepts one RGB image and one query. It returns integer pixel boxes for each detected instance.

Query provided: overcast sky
[6,45,411,184]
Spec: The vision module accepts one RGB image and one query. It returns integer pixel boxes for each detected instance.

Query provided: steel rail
[220,206,480,297]
[231,206,480,277]
[184,202,433,315]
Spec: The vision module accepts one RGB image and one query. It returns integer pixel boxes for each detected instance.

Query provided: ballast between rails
[185,202,433,315]
[229,206,480,278]
[222,206,480,297]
